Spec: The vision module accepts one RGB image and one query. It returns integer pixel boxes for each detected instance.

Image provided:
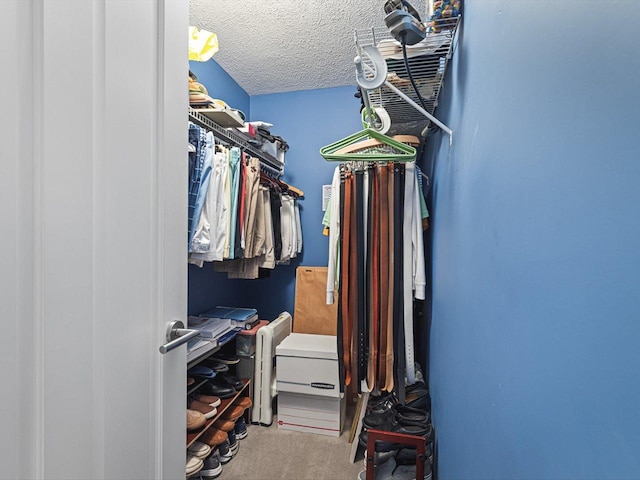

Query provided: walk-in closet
[4,1,640,479]
[183,1,459,479]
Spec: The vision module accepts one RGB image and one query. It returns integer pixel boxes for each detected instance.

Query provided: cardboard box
[293,267,337,335]
[276,333,339,398]
[276,333,343,436]
[277,391,344,437]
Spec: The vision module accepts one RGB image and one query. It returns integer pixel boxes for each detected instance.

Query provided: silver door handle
[159,320,199,354]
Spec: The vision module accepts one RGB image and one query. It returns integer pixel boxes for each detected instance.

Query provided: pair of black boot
[359,383,432,452]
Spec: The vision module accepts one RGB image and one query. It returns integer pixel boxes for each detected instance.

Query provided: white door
[0,1,188,479]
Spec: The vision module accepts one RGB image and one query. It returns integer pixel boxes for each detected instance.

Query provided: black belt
[355,169,366,391]
[393,163,406,404]
[377,165,390,390]
[367,166,380,391]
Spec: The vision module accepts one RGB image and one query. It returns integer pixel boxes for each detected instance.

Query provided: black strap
[269,189,282,261]
[393,163,406,404]
[355,169,366,391]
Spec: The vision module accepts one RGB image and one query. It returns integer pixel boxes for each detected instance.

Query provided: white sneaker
[187,440,212,460]
[186,455,204,477]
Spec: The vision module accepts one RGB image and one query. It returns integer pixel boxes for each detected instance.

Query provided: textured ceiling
[189,0,427,95]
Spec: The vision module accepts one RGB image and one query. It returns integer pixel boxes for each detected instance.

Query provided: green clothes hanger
[320,128,416,163]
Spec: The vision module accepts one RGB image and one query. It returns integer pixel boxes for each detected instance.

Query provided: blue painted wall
[250,87,362,267]
[189,59,250,118]
[247,87,363,319]
[427,2,640,479]
[188,59,361,320]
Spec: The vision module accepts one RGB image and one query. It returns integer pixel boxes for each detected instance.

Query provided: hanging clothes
[190,145,229,263]
[258,185,276,269]
[187,128,303,279]
[225,147,242,259]
[188,124,213,250]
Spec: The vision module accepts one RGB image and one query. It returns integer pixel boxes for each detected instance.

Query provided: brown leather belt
[349,171,360,390]
[338,163,415,394]
[384,164,395,392]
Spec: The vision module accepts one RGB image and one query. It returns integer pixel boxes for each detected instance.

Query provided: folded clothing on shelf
[377,36,448,61]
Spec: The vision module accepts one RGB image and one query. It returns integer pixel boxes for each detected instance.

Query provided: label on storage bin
[311,382,335,390]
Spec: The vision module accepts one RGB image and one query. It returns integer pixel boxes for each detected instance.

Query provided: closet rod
[260,160,282,179]
[188,107,284,177]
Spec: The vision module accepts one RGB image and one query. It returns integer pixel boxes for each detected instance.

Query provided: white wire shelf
[188,107,284,178]
[355,16,461,132]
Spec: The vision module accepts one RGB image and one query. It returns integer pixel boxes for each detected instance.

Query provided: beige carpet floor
[217,418,365,480]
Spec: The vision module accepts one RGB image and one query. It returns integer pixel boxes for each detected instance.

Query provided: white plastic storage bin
[276,333,344,436]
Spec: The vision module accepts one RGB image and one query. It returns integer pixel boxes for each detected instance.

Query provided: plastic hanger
[320,128,416,162]
[333,134,420,155]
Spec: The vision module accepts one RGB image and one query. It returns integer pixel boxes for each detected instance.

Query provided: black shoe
[218,372,244,390]
[363,404,427,431]
[368,392,398,415]
[216,442,233,464]
[234,418,248,440]
[359,421,432,452]
[200,452,222,479]
[405,379,426,394]
[405,386,430,410]
[211,352,240,365]
[395,405,429,427]
[200,380,236,399]
[227,430,239,455]
[362,410,392,431]
[202,359,230,373]
[359,430,404,452]
[361,449,396,468]
[391,454,433,480]
[396,445,433,466]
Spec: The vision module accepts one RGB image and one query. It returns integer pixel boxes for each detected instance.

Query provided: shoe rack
[364,430,429,480]
[187,378,250,448]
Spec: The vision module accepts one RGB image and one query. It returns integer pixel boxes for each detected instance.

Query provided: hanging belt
[393,164,406,404]
[366,166,379,391]
[355,169,366,390]
[377,165,390,390]
[336,166,346,392]
[384,164,395,393]
[365,167,373,392]
[341,171,354,386]
[402,162,417,385]
[348,171,359,391]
